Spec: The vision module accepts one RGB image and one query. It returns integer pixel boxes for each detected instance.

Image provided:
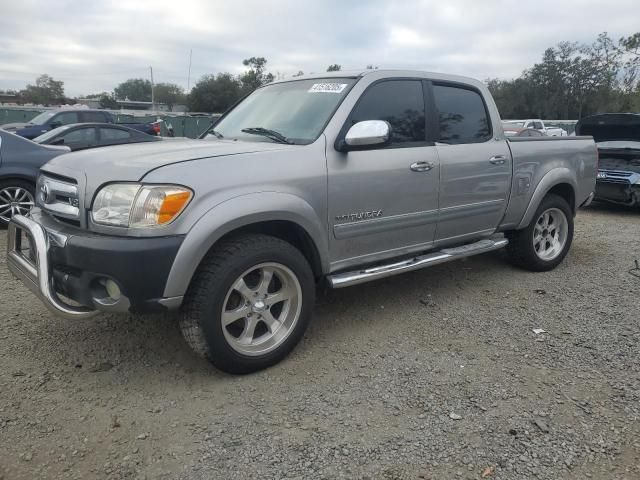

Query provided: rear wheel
[0,180,36,227]
[179,234,315,374]
[506,194,574,271]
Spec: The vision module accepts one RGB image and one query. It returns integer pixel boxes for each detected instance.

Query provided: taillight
[152,122,161,135]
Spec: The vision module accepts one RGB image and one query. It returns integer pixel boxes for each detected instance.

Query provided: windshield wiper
[208,129,224,139]
[241,127,294,145]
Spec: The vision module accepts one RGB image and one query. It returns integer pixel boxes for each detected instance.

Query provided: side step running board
[327,238,508,288]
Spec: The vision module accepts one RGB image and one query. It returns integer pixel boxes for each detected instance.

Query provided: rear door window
[82,111,109,123]
[100,128,131,142]
[349,80,426,145]
[432,84,491,144]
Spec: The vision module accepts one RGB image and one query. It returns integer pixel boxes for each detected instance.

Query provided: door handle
[410,161,434,172]
[489,155,507,165]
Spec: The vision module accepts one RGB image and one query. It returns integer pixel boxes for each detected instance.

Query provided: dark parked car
[0,131,69,225]
[0,109,161,139]
[575,113,640,207]
[32,123,161,151]
[0,125,161,224]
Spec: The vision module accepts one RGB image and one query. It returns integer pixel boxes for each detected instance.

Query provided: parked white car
[504,119,568,137]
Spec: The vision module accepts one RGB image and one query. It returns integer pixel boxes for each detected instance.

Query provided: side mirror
[51,138,65,145]
[50,121,62,129]
[338,120,390,152]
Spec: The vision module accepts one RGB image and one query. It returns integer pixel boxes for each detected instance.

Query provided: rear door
[327,79,440,268]
[430,83,511,243]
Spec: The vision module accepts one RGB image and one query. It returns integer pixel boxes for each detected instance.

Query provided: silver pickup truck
[6,70,597,373]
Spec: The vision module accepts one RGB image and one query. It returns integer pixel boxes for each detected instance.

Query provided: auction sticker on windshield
[308,83,348,93]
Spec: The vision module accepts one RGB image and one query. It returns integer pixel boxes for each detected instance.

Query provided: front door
[327,79,440,270]
[430,83,511,243]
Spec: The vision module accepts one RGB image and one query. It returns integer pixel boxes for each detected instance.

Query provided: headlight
[92,183,192,228]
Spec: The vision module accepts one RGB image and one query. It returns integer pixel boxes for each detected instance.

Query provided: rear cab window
[432,84,491,144]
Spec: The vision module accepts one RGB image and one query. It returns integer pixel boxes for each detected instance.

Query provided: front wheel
[179,234,315,374]
[506,194,574,272]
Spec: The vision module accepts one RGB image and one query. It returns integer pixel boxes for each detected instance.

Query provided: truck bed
[499,136,598,228]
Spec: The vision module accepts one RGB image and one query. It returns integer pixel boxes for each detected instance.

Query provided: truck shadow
[583,201,639,217]
[12,249,516,384]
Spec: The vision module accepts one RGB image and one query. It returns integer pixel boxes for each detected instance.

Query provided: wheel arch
[0,174,37,186]
[163,192,329,299]
[547,183,575,213]
[516,168,576,229]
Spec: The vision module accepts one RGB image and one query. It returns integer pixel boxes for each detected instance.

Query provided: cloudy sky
[1,0,639,96]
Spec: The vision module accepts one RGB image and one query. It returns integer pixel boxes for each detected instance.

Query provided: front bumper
[6,212,185,318]
[595,170,640,206]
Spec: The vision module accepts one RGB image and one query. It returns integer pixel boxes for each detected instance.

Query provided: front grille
[598,170,633,184]
[37,175,81,220]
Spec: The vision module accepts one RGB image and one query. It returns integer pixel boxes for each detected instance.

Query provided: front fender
[163,191,328,298]
[0,165,38,183]
[516,167,577,229]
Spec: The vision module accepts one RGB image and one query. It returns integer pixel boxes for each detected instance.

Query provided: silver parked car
[7,70,597,373]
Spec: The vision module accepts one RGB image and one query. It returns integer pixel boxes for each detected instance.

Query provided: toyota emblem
[40,182,50,204]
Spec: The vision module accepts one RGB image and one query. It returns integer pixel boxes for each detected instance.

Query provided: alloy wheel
[221,262,302,356]
[533,207,568,261]
[0,187,35,223]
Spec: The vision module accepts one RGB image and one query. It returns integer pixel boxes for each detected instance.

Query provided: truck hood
[41,138,296,196]
[575,113,640,145]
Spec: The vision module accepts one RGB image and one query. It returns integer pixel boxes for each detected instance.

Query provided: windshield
[28,111,57,125]
[33,125,70,143]
[206,78,357,144]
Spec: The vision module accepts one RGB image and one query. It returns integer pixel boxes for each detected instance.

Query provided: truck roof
[269,69,486,90]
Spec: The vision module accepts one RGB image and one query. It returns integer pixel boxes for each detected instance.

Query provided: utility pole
[185,49,193,118]
[149,66,155,111]
[187,49,193,92]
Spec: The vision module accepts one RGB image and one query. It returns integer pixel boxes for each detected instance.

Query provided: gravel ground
[1,203,639,480]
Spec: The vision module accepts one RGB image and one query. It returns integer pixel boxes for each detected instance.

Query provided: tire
[506,193,574,272]
[0,180,36,227]
[179,234,315,374]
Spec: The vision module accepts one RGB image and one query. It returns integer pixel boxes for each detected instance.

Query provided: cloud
[0,0,638,96]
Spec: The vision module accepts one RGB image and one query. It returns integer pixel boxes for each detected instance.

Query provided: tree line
[0,58,341,113]
[3,31,639,118]
[487,32,640,119]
